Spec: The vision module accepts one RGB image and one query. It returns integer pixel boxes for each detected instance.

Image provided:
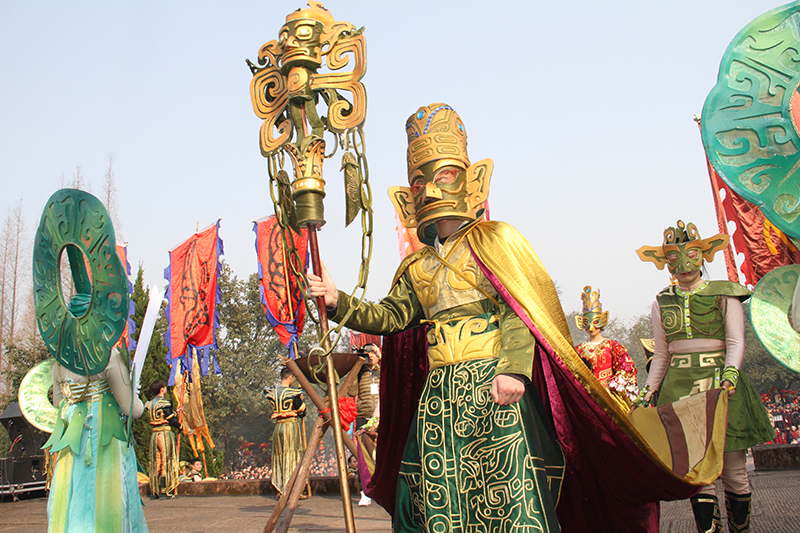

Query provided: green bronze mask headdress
[33,189,128,376]
[636,220,729,275]
[575,285,609,330]
[389,103,493,245]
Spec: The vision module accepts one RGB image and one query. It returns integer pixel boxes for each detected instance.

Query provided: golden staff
[248,3,369,532]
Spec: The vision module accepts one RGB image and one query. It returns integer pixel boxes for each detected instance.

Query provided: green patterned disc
[33,189,128,376]
[18,359,57,433]
[701,1,800,239]
[751,265,800,374]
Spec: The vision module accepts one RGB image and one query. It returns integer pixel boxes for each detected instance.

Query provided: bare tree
[58,163,91,192]
[0,213,10,392]
[0,200,30,392]
[102,156,123,240]
[73,163,88,191]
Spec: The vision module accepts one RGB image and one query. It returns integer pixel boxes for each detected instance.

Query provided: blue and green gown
[45,354,148,533]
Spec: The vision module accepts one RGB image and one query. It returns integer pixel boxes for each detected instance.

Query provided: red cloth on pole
[164,221,222,384]
[254,217,308,357]
[706,159,800,288]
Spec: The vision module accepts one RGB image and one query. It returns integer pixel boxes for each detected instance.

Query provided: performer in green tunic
[637,220,773,533]
[265,366,306,496]
[34,188,148,532]
[309,103,564,532]
[145,379,181,498]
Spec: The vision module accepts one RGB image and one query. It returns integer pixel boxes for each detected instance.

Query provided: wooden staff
[306,225,354,533]
[300,417,311,498]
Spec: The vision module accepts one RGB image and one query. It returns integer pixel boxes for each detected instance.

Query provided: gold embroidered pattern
[662,352,725,401]
[407,234,496,319]
[424,315,501,369]
[399,358,558,532]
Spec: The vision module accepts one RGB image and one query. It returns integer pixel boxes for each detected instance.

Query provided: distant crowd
[762,393,799,445]
[217,445,340,480]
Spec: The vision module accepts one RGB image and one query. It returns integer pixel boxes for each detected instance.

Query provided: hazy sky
[0,0,784,329]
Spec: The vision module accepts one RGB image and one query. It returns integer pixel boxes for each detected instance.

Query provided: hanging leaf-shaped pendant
[276,169,299,232]
[342,152,361,227]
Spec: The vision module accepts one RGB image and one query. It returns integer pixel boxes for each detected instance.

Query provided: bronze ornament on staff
[247,3,372,532]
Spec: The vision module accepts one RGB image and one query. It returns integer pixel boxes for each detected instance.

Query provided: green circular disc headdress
[18,359,57,433]
[33,189,128,376]
[751,265,800,374]
[701,1,800,239]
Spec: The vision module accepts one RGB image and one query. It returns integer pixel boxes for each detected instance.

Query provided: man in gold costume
[265,366,306,496]
[309,103,567,532]
[145,379,181,498]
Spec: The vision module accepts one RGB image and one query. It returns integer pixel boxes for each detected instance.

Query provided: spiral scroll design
[33,189,128,376]
[660,304,682,337]
[702,3,800,237]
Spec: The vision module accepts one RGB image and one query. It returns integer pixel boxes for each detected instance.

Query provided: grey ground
[2,469,798,532]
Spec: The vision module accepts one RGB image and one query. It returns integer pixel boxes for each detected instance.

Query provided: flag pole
[696,115,740,283]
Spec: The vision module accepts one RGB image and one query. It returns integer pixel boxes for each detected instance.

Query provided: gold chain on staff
[266,125,373,385]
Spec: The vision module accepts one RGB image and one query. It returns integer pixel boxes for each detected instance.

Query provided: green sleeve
[494,297,535,382]
[330,273,423,336]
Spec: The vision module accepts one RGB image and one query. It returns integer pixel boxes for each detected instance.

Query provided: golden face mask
[636,220,729,274]
[389,103,492,243]
[279,5,333,71]
[575,285,609,330]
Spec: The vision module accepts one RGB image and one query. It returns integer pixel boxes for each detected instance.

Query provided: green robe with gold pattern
[266,386,304,494]
[654,281,773,451]
[332,220,563,533]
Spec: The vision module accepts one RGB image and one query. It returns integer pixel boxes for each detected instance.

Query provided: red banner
[164,221,223,384]
[254,217,308,357]
[349,331,382,351]
[706,159,800,288]
[112,243,136,352]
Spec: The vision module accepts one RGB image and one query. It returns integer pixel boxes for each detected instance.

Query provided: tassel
[84,435,92,466]
[84,414,93,466]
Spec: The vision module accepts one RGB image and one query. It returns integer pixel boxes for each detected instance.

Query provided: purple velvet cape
[366,252,701,533]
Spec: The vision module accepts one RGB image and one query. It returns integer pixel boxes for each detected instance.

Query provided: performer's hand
[491,373,526,405]
[721,380,736,397]
[307,261,338,310]
[631,385,654,411]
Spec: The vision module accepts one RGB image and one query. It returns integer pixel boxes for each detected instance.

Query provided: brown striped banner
[628,389,728,485]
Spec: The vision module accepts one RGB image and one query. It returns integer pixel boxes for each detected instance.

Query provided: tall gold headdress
[575,286,609,330]
[389,103,493,244]
[405,104,470,176]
